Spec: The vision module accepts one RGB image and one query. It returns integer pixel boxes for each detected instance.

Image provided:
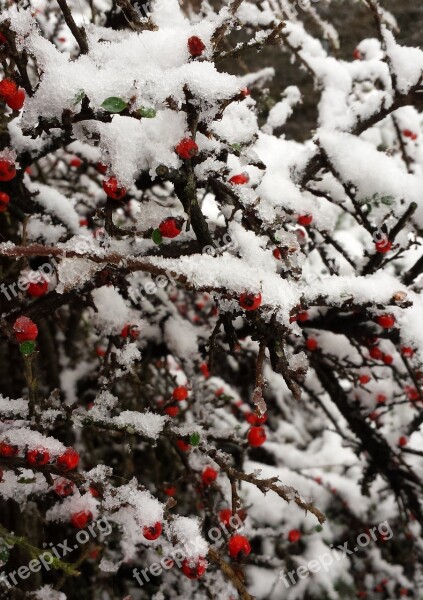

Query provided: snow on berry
[13,317,38,342]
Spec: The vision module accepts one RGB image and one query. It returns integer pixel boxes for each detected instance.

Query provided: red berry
[411,133,418,141]
[245,412,267,425]
[96,347,106,357]
[13,316,38,342]
[27,276,48,297]
[273,248,282,260]
[89,486,100,498]
[0,78,17,99]
[54,478,75,497]
[375,239,392,253]
[159,217,182,238]
[296,311,309,322]
[376,394,387,405]
[398,436,407,447]
[240,87,250,97]
[288,529,301,543]
[247,426,266,447]
[369,346,382,360]
[164,486,176,496]
[403,129,413,138]
[376,314,396,329]
[401,346,414,358]
[228,534,251,560]
[70,510,93,529]
[70,157,82,168]
[368,411,379,422]
[172,386,188,401]
[0,441,18,457]
[96,162,108,174]
[306,338,318,351]
[102,176,127,200]
[219,508,232,526]
[6,88,25,111]
[165,405,179,417]
[142,522,162,541]
[229,172,249,185]
[26,448,50,467]
[0,158,16,181]
[201,466,218,485]
[176,439,191,452]
[0,192,10,212]
[353,48,362,60]
[239,292,262,311]
[359,374,371,385]
[199,362,210,378]
[57,448,80,471]
[175,138,198,160]
[181,557,207,579]
[297,214,313,227]
[188,36,205,57]
[120,324,140,339]
[405,386,419,402]
[382,354,393,365]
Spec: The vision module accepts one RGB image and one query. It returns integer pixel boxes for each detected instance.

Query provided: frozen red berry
[401,346,414,358]
[369,346,382,360]
[199,362,210,378]
[188,36,205,57]
[159,217,182,239]
[201,466,217,485]
[229,172,249,185]
[165,405,179,417]
[6,88,25,111]
[57,448,80,471]
[239,292,262,311]
[96,162,108,174]
[176,439,191,452]
[0,158,16,182]
[398,436,407,447]
[164,486,176,496]
[142,522,162,541]
[54,478,75,497]
[376,314,396,329]
[359,374,371,385]
[0,441,18,457]
[306,338,318,351]
[245,412,267,425]
[102,176,127,200]
[273,248,282,260]
[297,214,313,227]
[375,239,392,253]
[376,394,387,405]
[0,78,17,100]
[0,192,10,212]
[240,87,250,97]
[27,276,48,298]
[181,557,207,579]
[247,426,266,447]
[353,48,362,60]
[70,510,93,529]
[172,386,188,401]
[13,316,38,342]
[219,508,232,526]
[26,448,50,467]
[70,157,82,168]
[228,534,251,560]
[288,529,301,543]
[175,138,198,160]
[403,129,413,138]
[382,354,393,365]
[120,324,140,339]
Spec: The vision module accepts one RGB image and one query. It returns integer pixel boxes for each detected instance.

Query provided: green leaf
[72,89,85,106]
[101,97,128,113]
[152,229,163,245]
[230,143,242,153]
[138,106,157,118]
[315,524,323,532]
[189,432,200,446]
[0,544,9,563]
[20,341,36,356]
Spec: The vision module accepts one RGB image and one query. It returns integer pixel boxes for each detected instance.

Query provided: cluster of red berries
[0,442,79,471]
[368,345,393,365]
[403,129,418,141]
[0,78,25,111]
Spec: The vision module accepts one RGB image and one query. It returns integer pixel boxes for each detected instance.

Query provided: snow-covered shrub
[0,0,423,598]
